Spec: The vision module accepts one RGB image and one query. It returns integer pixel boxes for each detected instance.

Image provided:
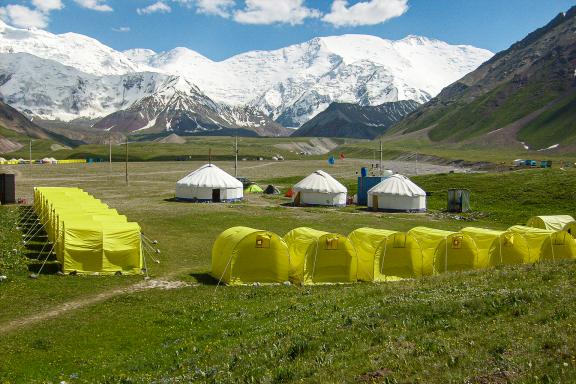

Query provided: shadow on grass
[28,262,61,274]
[190,272,219,285]
[163,198,207,203]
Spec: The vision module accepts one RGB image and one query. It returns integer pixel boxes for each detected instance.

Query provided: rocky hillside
[0,99,65,153]
[292,100,420,139]
[389,6,576,150]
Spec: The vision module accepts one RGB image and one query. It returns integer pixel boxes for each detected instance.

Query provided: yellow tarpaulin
[211,226,290,285]
[563,221,576,239]
[348,228,426,281]
[408,227,480,274]
[461,227,534,266]
[284,227,357,285]
[34,187,143,275]
[508,225,576,261]
[526,215,575,231]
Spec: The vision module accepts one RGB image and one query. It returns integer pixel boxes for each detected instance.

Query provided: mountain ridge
[292,100,420,139]
[388,6,576,149]
[0,20,492,136]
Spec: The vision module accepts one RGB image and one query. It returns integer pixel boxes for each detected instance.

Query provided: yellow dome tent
[563,221,576,239]
[348,228,426,281]
[211,226,290,285]
[526,215,575,231]
[508,225,576,261]
[34,187,143,275]
[408,227,479,274]
[284,227,357,284]
[461,227,533,266]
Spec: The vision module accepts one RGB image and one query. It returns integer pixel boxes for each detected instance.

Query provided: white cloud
[137,1,172,15]
[112,26,130,32]
[322,0,408,27]
[234,0,320,25]
[195,0,235,18]
[74,0,113,12]
[0,4,48,28]
[31,0,64,13]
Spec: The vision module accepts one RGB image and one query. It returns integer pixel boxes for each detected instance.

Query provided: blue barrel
[361,167,368,177]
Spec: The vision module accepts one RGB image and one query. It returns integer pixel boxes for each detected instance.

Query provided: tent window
[393,234,406,248]
[255,235,271,248]
[451,235,463,249]
[324,237,339,250]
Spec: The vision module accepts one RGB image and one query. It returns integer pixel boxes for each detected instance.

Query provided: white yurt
[367,174,426,212]
[175,164,243,202]
[292,170,347,207]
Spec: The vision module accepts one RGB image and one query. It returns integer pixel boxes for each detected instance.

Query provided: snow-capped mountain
[126,34,493,127]
[0,19,493,136]
[93,76,289,136]
[0,53,168,121]
[0,20,143,76]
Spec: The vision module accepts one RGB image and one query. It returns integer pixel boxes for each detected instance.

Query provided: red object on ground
[285,188,294,197]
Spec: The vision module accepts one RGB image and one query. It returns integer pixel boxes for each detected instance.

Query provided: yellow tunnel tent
[408,227,480,274]
[526,215,575,231]
[284,227,357,284]
[348,228,426,281]
[563,221,576,239]
[211,226,290,285]
[508,225,576,261]
[34,187,143,275]
[461,227,533,266]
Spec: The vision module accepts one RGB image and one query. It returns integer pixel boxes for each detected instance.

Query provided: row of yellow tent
[211,223,576,285]
[34,187,142,275]
[0,159,86,165]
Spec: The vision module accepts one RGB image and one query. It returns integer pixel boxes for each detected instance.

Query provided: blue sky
[1,0,574,60]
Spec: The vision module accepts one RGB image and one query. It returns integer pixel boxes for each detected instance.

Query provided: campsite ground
[0,160,575,383]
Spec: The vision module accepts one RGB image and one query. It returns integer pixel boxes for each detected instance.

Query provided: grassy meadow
[0,159,575,383]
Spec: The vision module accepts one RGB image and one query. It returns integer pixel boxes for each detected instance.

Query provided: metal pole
[109,137,112,164]
[125,136,128,185]
[29,140,32,166]
[209,147,212,165]
[234,135,238,177]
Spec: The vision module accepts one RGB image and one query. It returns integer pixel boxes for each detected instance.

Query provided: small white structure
[292,170,347,207]
[175,164,243,202]
[368,174,426,212]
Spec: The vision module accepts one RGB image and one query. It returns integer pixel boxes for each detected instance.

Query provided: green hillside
[389,8,576,150]
[518,91,576,148]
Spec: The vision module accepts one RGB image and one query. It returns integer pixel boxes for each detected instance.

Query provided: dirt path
[0,278,192,335]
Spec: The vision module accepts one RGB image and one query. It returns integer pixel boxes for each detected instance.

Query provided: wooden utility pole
[125,136,128,185]
[379,138,383,176]
[208,147,212,165]
[234,135,238,177]
[29,140,32,166]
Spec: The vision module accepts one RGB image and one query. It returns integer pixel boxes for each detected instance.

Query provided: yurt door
[294,192,301,206]
[372,195,379,210]
[212,189,221,202]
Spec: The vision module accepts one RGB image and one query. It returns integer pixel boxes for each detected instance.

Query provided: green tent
[244,184,264,193]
